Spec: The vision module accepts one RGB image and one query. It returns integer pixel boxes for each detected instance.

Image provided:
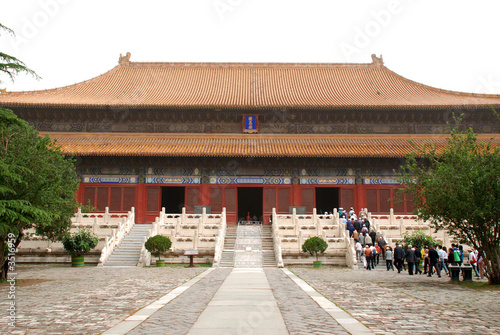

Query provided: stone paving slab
[264,268,350,335]
[0,265,206,335]
[188,268,288,335]
[127,267,231,335]
[291,266,500,335]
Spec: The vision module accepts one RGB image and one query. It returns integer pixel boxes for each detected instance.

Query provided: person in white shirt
[437,245,448,275]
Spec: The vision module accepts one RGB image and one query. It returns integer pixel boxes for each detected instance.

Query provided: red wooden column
[199,182,211,207]
[355,184,365,211]
[135,183,146,224]
[291,184,302,206]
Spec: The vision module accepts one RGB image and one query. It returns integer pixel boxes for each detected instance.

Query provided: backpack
[454,250,461,262]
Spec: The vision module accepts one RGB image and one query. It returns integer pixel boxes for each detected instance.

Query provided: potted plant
[145,235,172,267]
[62,229,99,267]
[302,236,328,268]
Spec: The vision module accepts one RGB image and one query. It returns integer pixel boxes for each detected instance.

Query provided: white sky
[1,0,500,94]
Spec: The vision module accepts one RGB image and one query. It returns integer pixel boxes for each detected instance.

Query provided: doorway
[315,187,340,214]
[161,186,185,214]
[237,187,263,222]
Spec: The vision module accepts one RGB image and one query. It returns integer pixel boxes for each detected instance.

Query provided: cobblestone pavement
[0,265,206,335]
[291,266,500,335]
[128,268,231,335]
[265,268,349,335]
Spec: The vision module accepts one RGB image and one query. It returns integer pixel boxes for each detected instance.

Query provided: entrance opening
[161,187,185,214]
[237,187,263,223]
[315,187,340,214]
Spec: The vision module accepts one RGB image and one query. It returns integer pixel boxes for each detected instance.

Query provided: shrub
[397,230,438,250]
[302,236,328,261]
[62,229,98,257]
[145,235,172,260]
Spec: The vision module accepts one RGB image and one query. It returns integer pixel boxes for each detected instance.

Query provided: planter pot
[71,256,85,267]
[156,260,165,267]
[313,261,322,268]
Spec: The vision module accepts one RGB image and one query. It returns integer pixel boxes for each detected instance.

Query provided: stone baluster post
[292,208,298,236]
[93,217,98,235]
[193,229,199,250]
[104,207,110,223]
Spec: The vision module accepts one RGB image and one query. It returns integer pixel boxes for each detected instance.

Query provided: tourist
[361,224,369,236]
[370,244,377,268]
[364,245,372,270]
[422,246,430,274]
[353,219,362,233]
[369,229,377,248]
[376,236,387,259]
[448,245,456,265]
[349,207,355,217]
[352,229,359,242]
[365,234,373,247]
[385,246,395,271]
[359,233,365,247]
[363,217,371,231]
[374,243,381,265]
[414,246,423,275]
[405,245,416,275]
[355,241,363,261]
[469,249,480,277]
[428,245,441,277]
[394,243,405,273]
[458,245,464,266]
[437,245,449,275]
[477,249,486,279]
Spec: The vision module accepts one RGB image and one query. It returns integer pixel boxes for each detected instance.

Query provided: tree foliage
[397,230,438,251]
[0,108,79,279]
[144,235,172,260]
[0,23,40,83]
[302,236,328,261]
[398,123,500,284]
[62,229,98,257]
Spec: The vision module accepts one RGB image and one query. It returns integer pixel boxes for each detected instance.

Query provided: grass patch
[450,280,500,291]
[0,279,50,287]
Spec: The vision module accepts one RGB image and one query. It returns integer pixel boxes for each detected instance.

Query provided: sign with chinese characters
[243,114,258,133]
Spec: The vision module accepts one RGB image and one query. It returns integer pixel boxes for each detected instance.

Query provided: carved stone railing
[138,207,226,266]
[98,208,135,265]
[271,208,284,268]
[212,208,227,267]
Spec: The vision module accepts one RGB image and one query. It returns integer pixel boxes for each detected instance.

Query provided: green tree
[0,23,39,83]
[62,229,98,257]
[397,230,438,251]
[398,124,500,284]
[0,108,79,280]
[302,236,328,261]
[145,235,172,260]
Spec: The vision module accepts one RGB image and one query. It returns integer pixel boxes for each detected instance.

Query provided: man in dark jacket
[405,245,416,275]
[394,243,405,273]
[428,245,441,277]
[414,246,423,275]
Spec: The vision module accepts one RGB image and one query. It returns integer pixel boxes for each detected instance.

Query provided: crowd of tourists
[340,207,487,278]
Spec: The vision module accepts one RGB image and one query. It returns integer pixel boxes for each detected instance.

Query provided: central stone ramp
[187,268,288,335]
[234,225,263,268]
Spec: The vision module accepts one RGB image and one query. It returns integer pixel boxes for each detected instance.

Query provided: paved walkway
[1,265,499,334]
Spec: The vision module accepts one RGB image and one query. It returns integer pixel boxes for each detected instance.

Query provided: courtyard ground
[0,264,498,334]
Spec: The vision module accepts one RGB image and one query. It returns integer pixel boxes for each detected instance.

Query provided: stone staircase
[104,224,152,266]
[219,225,237,267]
[262,226,276,267]
[218,224,277,268]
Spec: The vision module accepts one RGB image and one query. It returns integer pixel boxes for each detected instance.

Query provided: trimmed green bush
[145,235,172,260]
[62,229,98,257]
[302,236,328,261]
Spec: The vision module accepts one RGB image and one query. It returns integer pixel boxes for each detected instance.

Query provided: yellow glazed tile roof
[44,133,500,158]
[2,54,500,110]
